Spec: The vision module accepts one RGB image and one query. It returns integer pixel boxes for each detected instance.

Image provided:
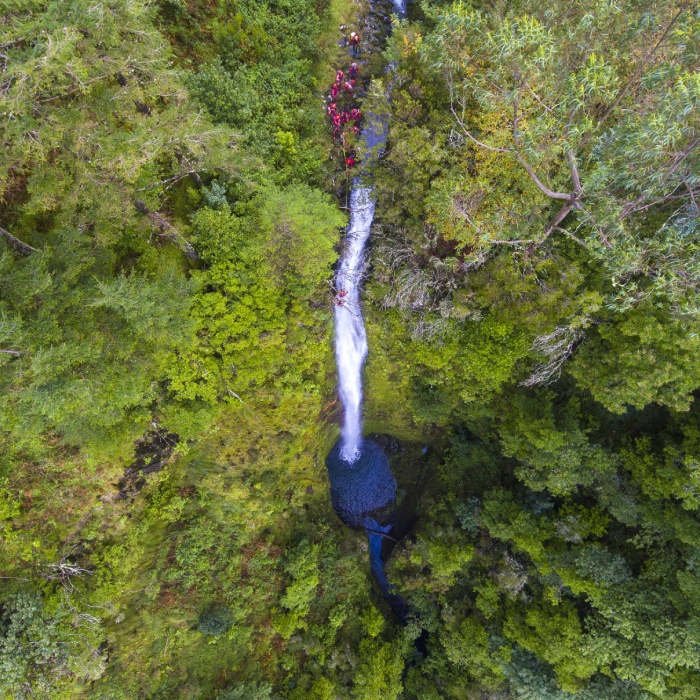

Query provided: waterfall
[391,0,407,17]
[333,1,408,464]
[334,187,375,463]
[327,0,423,640]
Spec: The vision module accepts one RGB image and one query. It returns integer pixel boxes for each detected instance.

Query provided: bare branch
[134,200,198,261]
[543,200,576,239]
[449,105,510,154]
[0,226,36,255]
[567,152,582,195]
[686,180,699,213]
[134,170,205,192]
[627,190,700,216]
[669,135,700,172]
[516,156,571,201]
[491,239,534,245]
[521,325,584,387]
[553,226,589,250]
[526,83,555,113]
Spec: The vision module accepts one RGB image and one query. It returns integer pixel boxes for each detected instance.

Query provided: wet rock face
[326,439,396,527]
[366,433,403,456]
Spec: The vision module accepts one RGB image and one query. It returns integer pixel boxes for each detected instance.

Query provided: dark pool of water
[326,439,396,528]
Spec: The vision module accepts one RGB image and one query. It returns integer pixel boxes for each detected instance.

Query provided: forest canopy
[1,0,700,698]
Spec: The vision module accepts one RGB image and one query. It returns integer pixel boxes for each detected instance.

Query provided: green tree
[421,0,699,313]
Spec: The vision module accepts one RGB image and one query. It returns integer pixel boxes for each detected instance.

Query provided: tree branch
[553,226,589,250]
[544,200,576,239]
[134,170,205,192]
[491,239,534,245]
[626,190,699,215]
[134,200,198,261]
[449,105,510,153]
[0,226,36,255]
[567,151,582,194]
[515,156,572,200]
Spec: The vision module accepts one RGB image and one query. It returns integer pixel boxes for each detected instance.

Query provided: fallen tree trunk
[134,200,198,261]
[0,226,37,256]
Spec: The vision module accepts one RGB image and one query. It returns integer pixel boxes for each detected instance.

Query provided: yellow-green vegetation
[2,0,700,698]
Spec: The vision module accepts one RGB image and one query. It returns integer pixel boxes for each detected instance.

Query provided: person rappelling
[335,289,349,306]
[345,154,356,169]
[349,31,361,57]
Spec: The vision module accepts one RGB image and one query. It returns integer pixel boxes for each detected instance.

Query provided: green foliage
[216,683,274,700]
[0,592,105,699]
[3,0,700,699]
[570,307,700,413]
[441,616,509,688]
[418,0,699,313]
[276,540,320,638]
[183,0,328,181]
[198,605,233,637]
[504,601,597,692]
[352,638,406,700]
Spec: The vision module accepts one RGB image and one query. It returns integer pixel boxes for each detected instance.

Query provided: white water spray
[391,0,407,17]
[333,1,407,463]
[334,187,375,463]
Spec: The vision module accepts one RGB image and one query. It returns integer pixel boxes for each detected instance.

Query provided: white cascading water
[335,187,375,463]
[333,0,407,463]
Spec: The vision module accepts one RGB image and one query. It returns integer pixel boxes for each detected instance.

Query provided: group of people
[327,58,362,169]
[333,31,363,306]
[329,64,360,99]
[327,103,363,136]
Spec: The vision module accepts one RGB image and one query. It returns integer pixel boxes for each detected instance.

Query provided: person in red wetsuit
[346,155,356,169]
[343,81,354,93]
[348,62,359,79]
[336,69,344,83]
[331,83,339,99]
